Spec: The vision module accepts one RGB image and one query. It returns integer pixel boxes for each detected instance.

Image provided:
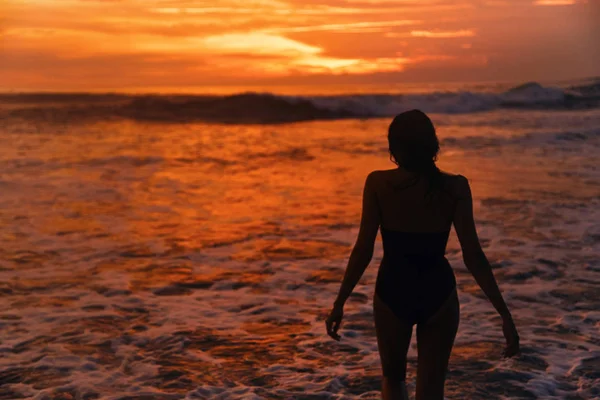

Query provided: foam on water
[0,107,599,399]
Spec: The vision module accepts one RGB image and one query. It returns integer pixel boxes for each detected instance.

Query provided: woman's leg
[415,289,460,400]
[373,292,414,400]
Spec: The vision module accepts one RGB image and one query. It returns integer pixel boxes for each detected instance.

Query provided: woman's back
[371,168,460,233]
[372,168,459,326]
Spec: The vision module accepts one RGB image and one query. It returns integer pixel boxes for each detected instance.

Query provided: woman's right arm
[453,175,520,357]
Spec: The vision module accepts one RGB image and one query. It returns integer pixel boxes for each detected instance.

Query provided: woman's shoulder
[439,170,468,181]
[439,170,470,196]
[367,169,396,177]
[366,169,470,193]
[365,169,398,185]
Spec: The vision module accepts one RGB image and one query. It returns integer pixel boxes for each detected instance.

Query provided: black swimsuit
[375,227,456,325]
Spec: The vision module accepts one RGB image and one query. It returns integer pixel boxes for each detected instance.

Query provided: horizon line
[0,75,597,97]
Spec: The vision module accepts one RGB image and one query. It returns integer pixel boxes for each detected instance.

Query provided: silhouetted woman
[326,110,520,399]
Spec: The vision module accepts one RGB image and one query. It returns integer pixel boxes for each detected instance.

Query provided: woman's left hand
[325,305,344,341]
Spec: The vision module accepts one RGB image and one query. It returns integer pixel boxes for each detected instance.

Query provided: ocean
[0,78,599,399]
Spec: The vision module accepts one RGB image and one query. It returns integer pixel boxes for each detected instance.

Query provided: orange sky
[1,0,599,92]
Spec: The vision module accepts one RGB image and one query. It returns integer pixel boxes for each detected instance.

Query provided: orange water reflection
[1,112,599,397]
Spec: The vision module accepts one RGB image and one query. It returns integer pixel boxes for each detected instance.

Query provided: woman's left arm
[326,172,380,340]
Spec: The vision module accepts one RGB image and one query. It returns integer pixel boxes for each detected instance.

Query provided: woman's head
[388,109,439,173]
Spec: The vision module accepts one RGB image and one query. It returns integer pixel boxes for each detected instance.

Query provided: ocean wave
[439,128,600,150]
[2,80,599,124]
[317,128,600,157]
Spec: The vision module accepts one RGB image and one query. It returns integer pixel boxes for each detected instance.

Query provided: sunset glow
[1,0,598,92]
[534,0,577,5]
[410,30,476,38]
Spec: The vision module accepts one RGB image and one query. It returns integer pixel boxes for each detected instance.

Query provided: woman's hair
[388,109,444,199]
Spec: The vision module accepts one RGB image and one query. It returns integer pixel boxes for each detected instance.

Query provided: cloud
[2,0,596,90]
[296,56,409,74]
[533,0,576,4]
[202,33,321,56]
[410,29,475,38]
[150,6,278,14]
[200,32,410,74]
[483,1,510,5]
[265,20,418,33]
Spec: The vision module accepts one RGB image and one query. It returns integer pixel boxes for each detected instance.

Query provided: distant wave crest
[2,80,599,124]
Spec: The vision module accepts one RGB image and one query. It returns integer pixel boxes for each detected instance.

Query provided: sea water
[0,80,599,399]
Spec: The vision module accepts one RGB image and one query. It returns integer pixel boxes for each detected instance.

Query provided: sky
[1,0,599,92]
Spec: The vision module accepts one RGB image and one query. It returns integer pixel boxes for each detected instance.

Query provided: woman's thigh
[373,292,414,380]
[415,289,460,399]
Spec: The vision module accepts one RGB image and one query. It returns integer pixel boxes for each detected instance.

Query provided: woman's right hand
[325,304,344,341]
[502,316,520,358]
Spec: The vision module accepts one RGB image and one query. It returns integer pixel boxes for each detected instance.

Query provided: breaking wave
[2,80,599,124]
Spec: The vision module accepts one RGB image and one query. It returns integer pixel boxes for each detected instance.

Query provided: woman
[325,110,520,400]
